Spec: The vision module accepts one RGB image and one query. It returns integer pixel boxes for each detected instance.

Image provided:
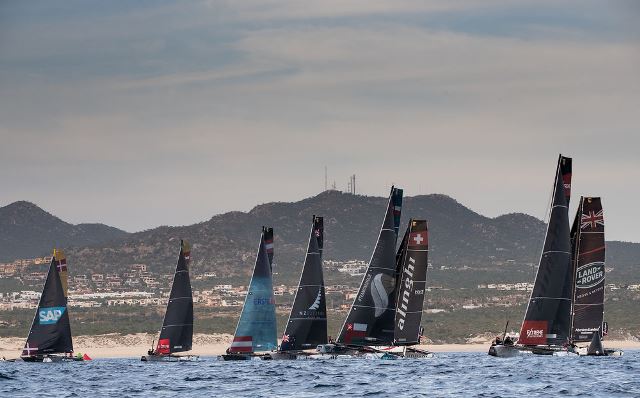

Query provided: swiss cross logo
[413,233,424,245]
[408,231,427,247]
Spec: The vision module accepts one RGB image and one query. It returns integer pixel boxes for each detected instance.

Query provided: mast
[229,227,278,353]
[336,186,403,345]
[22,250,73,358]
[569,197,605,343]
[393,219,429,346]
[155,240,194,355]
[280,216,327,351]
[519,155,573,346]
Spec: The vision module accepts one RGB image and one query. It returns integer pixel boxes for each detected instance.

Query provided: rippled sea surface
[1,351,639,397]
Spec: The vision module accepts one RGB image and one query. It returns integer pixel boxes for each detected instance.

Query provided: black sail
[337,187,403,345]
[280,216,327,351]
[570,197,605,343]
[156,240,194,354]
[394,219,429,345]
[22,250,73,357]
[519,155,573,346]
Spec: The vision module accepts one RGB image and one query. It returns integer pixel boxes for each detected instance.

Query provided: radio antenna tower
[324,166,328,191]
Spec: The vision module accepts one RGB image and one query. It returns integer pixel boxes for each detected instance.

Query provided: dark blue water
[1,352,638,397]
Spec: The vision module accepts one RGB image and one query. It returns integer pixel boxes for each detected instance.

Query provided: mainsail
[22,250,73,358]
[393,219,429,346]
[337,187,403,345]
[229,227,278,353]
[570,197,606,343]
[155,240,194,355]
[280,216,327,351]
[519,155,573,346]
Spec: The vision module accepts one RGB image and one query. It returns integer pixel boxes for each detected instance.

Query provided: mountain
[0,201,129,262]
[2,192,638,285]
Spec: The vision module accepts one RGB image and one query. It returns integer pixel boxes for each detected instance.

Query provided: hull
[316,344,432,359]
[488,344,530,357]
[221,353,270,361]
[263,351,324,360]
[575,347,623,357]
[141,354,199,362]
[22,355,84,363]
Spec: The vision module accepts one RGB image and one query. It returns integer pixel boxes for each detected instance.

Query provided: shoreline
[2,334,639,359]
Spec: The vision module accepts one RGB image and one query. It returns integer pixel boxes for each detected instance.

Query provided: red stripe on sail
[233,336,253,342]
[578,245,605,258]
[230,346,253,353]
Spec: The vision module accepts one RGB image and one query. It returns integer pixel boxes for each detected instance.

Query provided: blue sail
[229,227,278,353]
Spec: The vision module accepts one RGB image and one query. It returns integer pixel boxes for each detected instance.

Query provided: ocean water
[1,352,638,397]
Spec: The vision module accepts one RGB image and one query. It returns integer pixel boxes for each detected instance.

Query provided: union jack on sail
[581,210,604,230]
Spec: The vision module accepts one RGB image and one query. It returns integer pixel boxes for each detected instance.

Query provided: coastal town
[1,255,635,315]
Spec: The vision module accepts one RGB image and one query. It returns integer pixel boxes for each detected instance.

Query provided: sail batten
[280,216,327,351]
[337,187,403,346]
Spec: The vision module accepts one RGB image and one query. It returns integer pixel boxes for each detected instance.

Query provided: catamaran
[142,240,198,362]
[222,227,277,360]
[490,155,572,357]
[20,249,88,362]
[566,197,621,356]
[266,216,327,360]
[318,187,433,359]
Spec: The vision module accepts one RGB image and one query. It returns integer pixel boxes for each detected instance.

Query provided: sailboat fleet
[6,154,624,362]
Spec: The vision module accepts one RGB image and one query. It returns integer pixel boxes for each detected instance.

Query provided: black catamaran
[268,216,327,360]
[142,240,197,361]
[21,249,85,362]
[222,227,277,360]
[490,155,572,357]
[335,187,403,348]
[569,197,621,356]
[392,219,431,357]
[318,187,432,358]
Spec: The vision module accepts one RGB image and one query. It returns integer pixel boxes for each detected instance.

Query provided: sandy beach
[1,334,638,359]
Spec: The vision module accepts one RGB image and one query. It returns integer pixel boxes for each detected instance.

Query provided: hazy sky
[1,1,639,241]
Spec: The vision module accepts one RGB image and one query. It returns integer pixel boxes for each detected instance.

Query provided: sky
[1,1,639,241]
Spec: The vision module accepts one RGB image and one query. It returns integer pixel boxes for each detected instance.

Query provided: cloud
[0,1,638,240]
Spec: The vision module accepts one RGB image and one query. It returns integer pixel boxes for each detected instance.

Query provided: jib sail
[22,250,73,358]
[155,240,194,355]
[393,219,429,345]
[229,227,278,353]
[337,187,403,345]
[280,216,327,351]
[570,197,606,343]
[519,155,573,346]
